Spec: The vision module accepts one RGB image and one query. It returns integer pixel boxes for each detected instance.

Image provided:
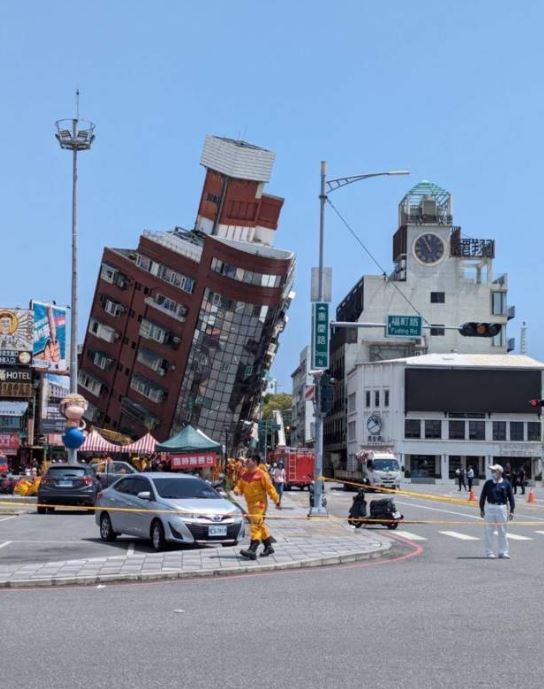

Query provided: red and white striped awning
[79,430,120,453]
[123,433,157,455]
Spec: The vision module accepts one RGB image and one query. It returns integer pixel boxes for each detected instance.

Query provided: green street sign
[387,314,423,338]
[312,302,329,369]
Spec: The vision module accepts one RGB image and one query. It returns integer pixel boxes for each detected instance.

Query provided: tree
[261,393,293,420]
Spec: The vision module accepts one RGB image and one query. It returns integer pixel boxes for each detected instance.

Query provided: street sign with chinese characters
[311,302,329,369]
[386,314,422,338]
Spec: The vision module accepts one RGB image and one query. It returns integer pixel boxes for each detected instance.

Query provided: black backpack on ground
[369,498,397,518]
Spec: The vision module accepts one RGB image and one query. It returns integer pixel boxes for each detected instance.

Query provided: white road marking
[395,499,544,523]
[0,516,17,523]
[0,541,12,550]
[506,533,532,541]
[127,543,135,557]
[393,530,427,541]
[534,531,544,536]
[439,531,479,541]
[395,500,482,520]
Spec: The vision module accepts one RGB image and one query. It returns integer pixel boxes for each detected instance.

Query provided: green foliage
[261,393,293,419]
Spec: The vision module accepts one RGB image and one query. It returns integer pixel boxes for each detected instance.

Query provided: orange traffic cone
[468,489,477,502]
[527,488,536,504]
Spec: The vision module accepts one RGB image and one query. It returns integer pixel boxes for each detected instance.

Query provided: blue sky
[2,1,543,390]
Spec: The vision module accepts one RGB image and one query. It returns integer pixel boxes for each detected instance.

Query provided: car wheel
[47,507,55,513]
[151,520,165,552]
[100,513,117,542]
[387,522,399,530]
[37,505,46,515]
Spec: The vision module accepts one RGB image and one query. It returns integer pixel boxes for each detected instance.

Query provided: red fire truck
[267,448,314,490]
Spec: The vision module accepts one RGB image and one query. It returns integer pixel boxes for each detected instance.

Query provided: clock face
[413,233,445,265]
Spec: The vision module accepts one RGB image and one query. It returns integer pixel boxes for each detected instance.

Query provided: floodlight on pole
[55,90,95,461]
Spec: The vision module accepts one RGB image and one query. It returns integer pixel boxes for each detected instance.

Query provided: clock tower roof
[399,180,452,226]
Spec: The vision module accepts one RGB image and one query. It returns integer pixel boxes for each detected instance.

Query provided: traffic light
[458,322,502,337]
[319,373,335,415]
[529,399,544,408]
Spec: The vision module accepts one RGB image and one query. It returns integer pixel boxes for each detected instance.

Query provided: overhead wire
[326,197,431,325]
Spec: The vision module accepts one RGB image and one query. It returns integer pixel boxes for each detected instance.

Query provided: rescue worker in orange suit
[234,456,281,560]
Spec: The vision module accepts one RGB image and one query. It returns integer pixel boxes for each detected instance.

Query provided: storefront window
[527,422,541,442]
[410,455,437,478]
[449,420,465,440]
[468,421,486,440]
[492,421,506,441]
[449,455,461,479]
[405,419,421,439]
[510,422,524,441]
[424,420,441,439]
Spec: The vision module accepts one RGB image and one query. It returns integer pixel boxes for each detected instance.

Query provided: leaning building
[79,136,294,450]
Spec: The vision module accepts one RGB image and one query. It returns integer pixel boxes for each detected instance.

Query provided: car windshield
[372,459,400,471]
[47,467,87,477]
[153,477,219,500]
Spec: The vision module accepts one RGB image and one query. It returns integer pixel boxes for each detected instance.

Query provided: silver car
[95,472,245,551]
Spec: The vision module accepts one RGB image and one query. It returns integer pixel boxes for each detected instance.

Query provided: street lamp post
[309,163,409,516]
[55,92,95,462]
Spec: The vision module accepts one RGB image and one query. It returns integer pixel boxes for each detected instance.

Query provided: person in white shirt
[272,461,286,505]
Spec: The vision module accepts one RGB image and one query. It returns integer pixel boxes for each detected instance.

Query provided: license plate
[58,481,72,488]
[208,525,227,537]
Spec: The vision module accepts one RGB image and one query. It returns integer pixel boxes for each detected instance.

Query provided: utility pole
[309,163,409,517]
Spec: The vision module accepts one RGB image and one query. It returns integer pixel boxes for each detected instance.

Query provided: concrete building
[346,353,543,483]
[291,345,315,447]
[325,181,515,473]
[79,136,295,450]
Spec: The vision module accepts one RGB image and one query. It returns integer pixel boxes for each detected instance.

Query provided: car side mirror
[137,491,152,500]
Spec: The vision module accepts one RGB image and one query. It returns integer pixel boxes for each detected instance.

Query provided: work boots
[240,540,260,560]
[260,537,275,557]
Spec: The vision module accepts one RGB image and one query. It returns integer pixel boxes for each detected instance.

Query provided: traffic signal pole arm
[331,321,503,335]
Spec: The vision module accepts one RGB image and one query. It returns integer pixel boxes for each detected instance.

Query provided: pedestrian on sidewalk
[517,467,526,495]
[479,463,515,559]
[467,466,475,492]
[456,467,467,491]
[272,461,286,505]
[234,456,281,560]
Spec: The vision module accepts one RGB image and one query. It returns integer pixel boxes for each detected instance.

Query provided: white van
[362,452,402,491]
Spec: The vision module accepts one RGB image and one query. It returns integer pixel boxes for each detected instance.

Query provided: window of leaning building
[173,289,277,439]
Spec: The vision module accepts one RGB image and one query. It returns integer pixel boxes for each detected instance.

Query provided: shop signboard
[0,367,33,399]
[40,373,70,433]
[32,301,67,371]
[0,432,21,456]
[170,453,216,468]
[0,308,33,365]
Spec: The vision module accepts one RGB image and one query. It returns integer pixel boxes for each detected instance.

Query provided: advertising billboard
[405,368,542,414]
[40,373,70,433]
[0,308,33,366]
[32,301,67,371]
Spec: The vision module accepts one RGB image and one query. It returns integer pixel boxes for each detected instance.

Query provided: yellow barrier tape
[320,475,544,509]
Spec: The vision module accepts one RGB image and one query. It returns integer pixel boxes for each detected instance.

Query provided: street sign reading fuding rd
[387,315,423,338]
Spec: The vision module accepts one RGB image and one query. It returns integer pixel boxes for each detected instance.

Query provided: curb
[0,541,392,589]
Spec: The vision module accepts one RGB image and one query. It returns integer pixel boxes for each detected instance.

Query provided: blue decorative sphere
[63,427,86,449]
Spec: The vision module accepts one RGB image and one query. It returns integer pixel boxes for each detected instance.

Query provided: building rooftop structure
[381,353,544,369]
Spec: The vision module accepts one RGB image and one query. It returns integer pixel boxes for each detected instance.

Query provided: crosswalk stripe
[506,533,532,541]
[439,531,479,541]
[393,530,427,541]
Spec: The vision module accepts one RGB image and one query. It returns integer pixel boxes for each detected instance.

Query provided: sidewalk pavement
[0,495,391,588]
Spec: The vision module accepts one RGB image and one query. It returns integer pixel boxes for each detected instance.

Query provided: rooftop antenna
[520,321,528,355]
[76,88,80,119]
